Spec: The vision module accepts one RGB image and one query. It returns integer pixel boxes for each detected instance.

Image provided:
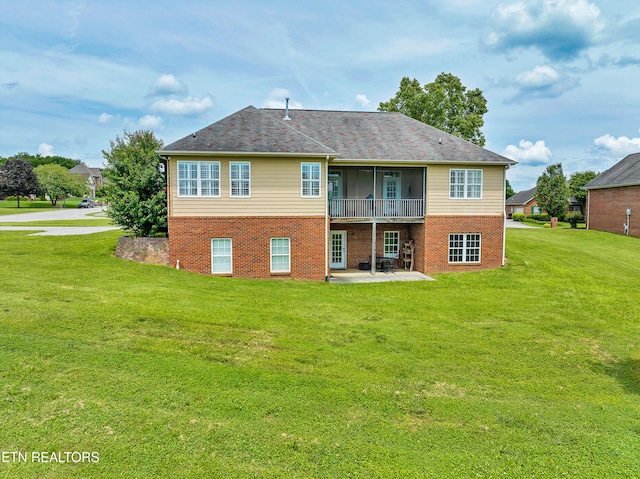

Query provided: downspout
[502,166,507,266]
[586,190,591,230]
[325,156,330,281]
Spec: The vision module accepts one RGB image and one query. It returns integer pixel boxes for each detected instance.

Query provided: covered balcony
[328,166,425,221]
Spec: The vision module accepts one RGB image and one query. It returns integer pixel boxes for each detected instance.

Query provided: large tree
[378,73,488,146]
[35,163,88,206]
[568,170,598,210]
[535,163,568,218]
[0,158,40,207]
[102,130,167,237]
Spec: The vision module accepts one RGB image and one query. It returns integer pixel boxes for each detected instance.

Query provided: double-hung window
[384,231,400,258]
[301,162,321,197]
[178,161,220,197]
[270,238,290,273]
[450,169,482,199]
[448,233,481,263]
[230,162,250,197]
[211,238,232,274]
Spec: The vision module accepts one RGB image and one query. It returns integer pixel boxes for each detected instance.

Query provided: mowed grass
[0,229,639,478]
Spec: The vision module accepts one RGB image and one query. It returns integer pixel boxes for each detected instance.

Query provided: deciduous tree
[0,158,40,207]
[102,130,167,237]
[568,170,597,210]
[379,73,488,146]
[535,163,568,218]
[506,179,515,199]
[35,163,88,206]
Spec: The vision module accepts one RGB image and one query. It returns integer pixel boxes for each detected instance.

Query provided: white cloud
[149,97,213,116]
[138,115,163,129]
[38,143,55,157]
[502,65,580,103]
[261,89,303,109]
[486,0,604,60]
[148,74,188,97]
[97,112,114,124]
[355,94,372,108]
[593,131,640,156]
[515,65,559,87]
[502,139,552,165]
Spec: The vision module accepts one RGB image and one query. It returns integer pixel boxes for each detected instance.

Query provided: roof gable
[585,153,640,189]
[506,186,536,205]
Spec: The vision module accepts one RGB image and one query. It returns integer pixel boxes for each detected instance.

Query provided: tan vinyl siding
[169,156,326,217]
[426,165,505,216]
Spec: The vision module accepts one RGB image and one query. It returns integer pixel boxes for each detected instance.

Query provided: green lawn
[0,228,639,478]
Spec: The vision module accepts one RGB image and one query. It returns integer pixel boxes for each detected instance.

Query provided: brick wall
[588,186,640,238]
[329,223,412,269]
[169,216,327,280]
[419,216,504,273]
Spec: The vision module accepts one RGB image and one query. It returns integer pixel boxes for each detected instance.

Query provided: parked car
[78,198,95,208]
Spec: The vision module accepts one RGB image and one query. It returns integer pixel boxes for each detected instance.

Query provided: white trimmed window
[230,162,250,197]
[270,237,290,273]
[178,161,220,197]
[448,233,481,263]
[450,169,482,199]
[301,162,321,197]
[211,238,232,274]
[384,231,400,258]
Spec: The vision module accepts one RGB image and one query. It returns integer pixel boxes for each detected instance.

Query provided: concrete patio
[329,269,434,283]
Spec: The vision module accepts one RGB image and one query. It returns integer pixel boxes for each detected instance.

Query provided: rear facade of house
[161,106,516,280]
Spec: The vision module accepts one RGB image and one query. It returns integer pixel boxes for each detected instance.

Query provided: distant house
[160,106,516,280]
[585,152,640,238]
[506,186,583,218]
[69,163,104,198]
[505,187,541,217]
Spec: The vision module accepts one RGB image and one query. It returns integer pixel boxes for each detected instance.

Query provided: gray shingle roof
[584,153,640,189]
[162,106,516,165]
[505,186,536,205]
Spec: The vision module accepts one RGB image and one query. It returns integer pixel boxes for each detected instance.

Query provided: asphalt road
[0,206,121,235]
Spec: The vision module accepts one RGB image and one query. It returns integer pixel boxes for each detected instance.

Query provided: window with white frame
[449,169,482,199]
[178,161,220,197]
[211,238,232,274]
[301,162,321,197]
[384,231,400,258]
[270,237,290,273]
[230,162,250,197]
[448,233,481,263]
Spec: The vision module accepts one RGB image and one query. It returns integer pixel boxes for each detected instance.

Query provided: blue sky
[2,0,640,191]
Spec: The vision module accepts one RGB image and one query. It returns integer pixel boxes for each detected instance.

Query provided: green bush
[527,213,551,222]
[512,213,525,222]
[565,212,583,228]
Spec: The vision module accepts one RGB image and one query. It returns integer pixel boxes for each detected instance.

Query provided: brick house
[505,187,540,218]
[585,152,640,238]
[160,106,516,280]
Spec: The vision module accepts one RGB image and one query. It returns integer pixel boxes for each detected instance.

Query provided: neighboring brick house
[160,106,516,280]
[505,187,540,218]
[585,152,640,238]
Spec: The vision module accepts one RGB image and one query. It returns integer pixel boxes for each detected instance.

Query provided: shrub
[527,213,551,222]
[565,212,583,228]
[544,223,552,228]
[512,213,525,222]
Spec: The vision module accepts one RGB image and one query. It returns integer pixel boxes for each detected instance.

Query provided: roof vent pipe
[284,98,291,121]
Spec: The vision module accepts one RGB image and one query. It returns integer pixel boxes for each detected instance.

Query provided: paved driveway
[0,206,120,236]
[505,219,535,229]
